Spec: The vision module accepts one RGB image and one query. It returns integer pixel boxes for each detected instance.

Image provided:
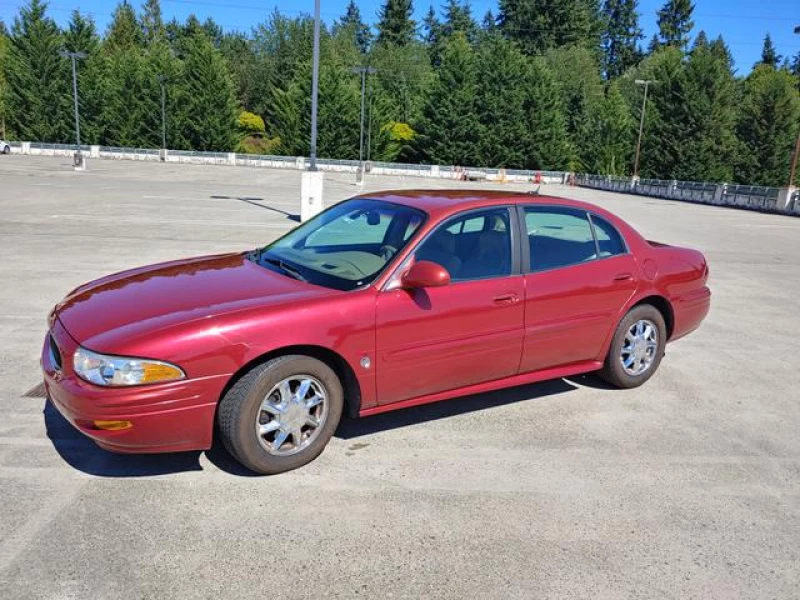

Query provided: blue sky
[2,0,799,74]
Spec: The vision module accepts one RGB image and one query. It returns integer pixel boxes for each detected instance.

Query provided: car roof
[356,189,604,219]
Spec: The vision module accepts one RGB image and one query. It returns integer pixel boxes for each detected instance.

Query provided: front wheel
[2,146,9,155]
[599,304,667,389]
[217,355,344,474]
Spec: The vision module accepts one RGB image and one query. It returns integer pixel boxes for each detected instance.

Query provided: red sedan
[42,191,710,474]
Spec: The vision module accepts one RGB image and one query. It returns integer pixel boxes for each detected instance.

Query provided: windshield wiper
[264,257,307,282]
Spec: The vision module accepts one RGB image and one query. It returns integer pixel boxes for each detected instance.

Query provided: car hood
[55,252,335,350]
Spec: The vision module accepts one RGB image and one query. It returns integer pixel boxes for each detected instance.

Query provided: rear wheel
[599,304,666,389]
[2,145,9,155]
[217,355,343,474]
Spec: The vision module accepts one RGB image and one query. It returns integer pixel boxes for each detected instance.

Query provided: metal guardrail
[28,142,91,152]
[575,174,797,215]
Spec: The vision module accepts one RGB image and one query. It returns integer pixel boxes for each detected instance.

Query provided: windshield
[249,198,426,291]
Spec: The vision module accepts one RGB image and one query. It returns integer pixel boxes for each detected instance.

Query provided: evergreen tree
[140,0,164,46]
[678,37,739,181]
[646,33,659,54]
[219,31,259,112]
[4,0,72,142]
[736,65,800,186]
[657,0,693,50]
[630,46,687,178]
[423,6,439,45]
[369,41,433,125]
[757,33,781,69]
[202,17,223,47]
[376,0,416,47]
[498,0,601,56]
[334,1,372,54]
[270,32,361,158]
[181,30,237,151]
[422,5,443,65]
[100,44,151,146]
[482,10,498,33]
[64,11,104,145]
[525,57,572,169]
[442,0,478,43]
[106,1,142,50]
[545,45,604,170]
[0,26,8,138]
[585,81,633,174]
[709,35,733,70]
[691,29,707,50]
[474,33,531,167]
[602,0,643,78]
[416,33,480,164]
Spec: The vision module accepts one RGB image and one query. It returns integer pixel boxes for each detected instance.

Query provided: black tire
[217,355,344,475]
[599,304,667,389]
[2,146,9,155]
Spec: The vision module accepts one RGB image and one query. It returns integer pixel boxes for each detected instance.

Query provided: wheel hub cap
[620,319,658,376]
[256,375,328,456]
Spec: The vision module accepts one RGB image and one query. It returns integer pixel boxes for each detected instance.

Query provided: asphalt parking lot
[1,155,799,599]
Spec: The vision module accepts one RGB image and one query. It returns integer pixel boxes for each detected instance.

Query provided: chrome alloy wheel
[256,375,328,456]
[620,319,658,376]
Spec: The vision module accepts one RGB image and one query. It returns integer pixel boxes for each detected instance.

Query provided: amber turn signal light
[92,420,133,431]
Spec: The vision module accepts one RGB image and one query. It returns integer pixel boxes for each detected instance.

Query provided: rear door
[519,205,637,373]
[375,207,525,405]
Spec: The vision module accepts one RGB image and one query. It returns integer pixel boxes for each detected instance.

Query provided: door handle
[613,272,634,282]
[493,293,518,305]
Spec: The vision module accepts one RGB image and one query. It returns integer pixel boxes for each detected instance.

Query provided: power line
[3,2,800,51]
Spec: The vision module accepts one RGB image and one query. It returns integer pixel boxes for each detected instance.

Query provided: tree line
[1,0,799,186]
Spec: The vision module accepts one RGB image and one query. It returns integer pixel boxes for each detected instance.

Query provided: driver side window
[415,208,512,281]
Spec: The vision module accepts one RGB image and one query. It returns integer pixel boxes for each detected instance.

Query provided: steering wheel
[379,244,398,261]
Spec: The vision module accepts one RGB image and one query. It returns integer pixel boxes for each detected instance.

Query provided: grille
[49,334,62,371]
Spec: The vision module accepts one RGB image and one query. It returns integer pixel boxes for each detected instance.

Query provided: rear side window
[590,215,627,257]
[525,207,597,272]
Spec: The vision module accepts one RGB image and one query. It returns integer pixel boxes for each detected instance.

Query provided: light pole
[157,75,167,159]
[367,91,373,162]
[633,79,656,180]
[352,66,377,170]
[309,0,321,171]
[58,50,87,166]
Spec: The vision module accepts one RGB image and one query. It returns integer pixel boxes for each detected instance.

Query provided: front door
[375,207,525,406]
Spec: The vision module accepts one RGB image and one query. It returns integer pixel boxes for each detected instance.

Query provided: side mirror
[402,260,451,289]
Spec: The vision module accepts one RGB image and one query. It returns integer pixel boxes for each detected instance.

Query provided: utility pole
[633,79,656,180]
[58,50,87,168]
[789,26,800,187]
[352,66,377,172]
[309,0,321,171]
[158,75,167,160]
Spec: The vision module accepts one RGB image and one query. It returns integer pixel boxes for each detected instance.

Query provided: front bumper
[42,318,229,454]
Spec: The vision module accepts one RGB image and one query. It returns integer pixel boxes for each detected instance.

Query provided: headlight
[73,347,185,387]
